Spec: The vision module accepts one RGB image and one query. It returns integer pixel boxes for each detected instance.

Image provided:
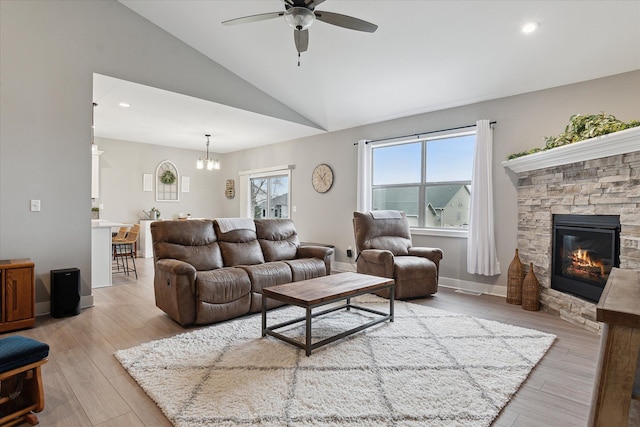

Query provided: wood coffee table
[261,272,395,356]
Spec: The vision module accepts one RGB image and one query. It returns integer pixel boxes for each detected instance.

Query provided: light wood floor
[4,258,638,426]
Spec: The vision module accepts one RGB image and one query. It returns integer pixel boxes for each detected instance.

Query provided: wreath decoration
[160,170,176,185]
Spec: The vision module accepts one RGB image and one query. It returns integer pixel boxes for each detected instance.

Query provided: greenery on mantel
[507,113,640,160]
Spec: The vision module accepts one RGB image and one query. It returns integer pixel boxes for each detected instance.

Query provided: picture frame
[143,173,153,192]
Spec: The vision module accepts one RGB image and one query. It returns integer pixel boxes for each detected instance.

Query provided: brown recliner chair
[353,210,443,299]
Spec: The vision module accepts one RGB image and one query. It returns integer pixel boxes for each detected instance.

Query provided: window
[370,131,475,229]
[239,165,293,219]
[250,174,289,219]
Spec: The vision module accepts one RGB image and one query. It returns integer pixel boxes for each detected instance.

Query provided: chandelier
[197,134,220,170]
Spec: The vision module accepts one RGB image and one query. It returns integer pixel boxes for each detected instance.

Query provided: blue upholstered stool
[0,336,49,426]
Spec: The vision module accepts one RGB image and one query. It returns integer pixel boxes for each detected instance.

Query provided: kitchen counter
[91,220,129,288]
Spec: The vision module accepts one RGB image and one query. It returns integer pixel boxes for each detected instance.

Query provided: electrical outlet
[30,200,41,212]
[347,246,353,258]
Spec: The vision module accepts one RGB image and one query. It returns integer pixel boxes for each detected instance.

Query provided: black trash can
[50,268,81,318]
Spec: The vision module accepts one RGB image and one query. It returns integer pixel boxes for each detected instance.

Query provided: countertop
[91,220,130,228]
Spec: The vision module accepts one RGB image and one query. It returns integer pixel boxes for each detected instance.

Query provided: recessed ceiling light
[118,102,130,108]
[522,22,539,34]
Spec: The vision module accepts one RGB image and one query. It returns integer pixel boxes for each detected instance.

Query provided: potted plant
[91,206,100,220]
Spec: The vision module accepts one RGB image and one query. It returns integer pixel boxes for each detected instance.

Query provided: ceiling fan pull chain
[298,52,301,67]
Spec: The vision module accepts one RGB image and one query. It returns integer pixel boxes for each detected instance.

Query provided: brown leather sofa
[151,218,333,326]
[353,210,443,299]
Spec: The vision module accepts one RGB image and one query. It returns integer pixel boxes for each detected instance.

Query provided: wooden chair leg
[24,412,39,426]
[0,362,46,427]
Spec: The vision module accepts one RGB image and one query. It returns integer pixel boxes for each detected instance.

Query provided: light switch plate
[30,200,41,212]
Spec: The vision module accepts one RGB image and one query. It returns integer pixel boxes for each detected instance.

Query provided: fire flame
[570,248,605,276]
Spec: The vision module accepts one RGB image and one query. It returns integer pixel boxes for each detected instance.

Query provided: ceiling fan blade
[285,0,323,7]
[315,11,378,33]
[294,29,309,53]
[222,12,283,26]
[305,0,326,8]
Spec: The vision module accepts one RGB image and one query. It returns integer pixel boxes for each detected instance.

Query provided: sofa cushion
[394,256,437,280]
[255,219,299,261]
[197,267,251,304]
[240,262,293,293]
[285,258,327,281]
[151,220,223,271]
[240,262,293,313]
[195,267,252,324]
[214,220,265,266]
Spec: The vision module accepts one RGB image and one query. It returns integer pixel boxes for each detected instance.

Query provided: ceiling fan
[222,0,378,65]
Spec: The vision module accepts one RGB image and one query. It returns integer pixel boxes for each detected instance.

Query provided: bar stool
[112,225,138,274]
[113,227,139,279]
[112,226,128,243]
[111,226,129,269]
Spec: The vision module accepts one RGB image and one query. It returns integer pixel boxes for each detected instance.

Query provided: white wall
[1,1,638,310]
[0,0,316,307]
[95,137,220,224]
[218,71,640,294]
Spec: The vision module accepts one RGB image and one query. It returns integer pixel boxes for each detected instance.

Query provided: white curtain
[356,140,371,212]
[467,120,501,275]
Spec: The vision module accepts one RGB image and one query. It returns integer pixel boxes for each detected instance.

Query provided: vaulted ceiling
[95,1,640,152]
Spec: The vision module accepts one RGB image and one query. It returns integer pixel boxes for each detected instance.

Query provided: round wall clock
[312,163,334,193]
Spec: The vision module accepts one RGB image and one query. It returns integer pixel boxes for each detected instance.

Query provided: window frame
[239,165,293,219]
[366,129,475,238]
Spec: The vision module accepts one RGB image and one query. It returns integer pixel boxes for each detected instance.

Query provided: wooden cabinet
[0,259,36,333]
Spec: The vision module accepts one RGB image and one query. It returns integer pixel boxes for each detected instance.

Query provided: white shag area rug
[116,296,556,427]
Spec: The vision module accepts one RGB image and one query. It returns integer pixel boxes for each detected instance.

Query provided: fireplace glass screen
[552,215,620,302]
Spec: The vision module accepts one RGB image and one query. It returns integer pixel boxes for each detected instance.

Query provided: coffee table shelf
[261,272,394,356]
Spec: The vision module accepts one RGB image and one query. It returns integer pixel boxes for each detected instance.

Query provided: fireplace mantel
[502,126,640,173]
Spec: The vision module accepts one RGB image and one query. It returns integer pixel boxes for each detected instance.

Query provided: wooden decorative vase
[507,249,524,305]
[522,262,540,311]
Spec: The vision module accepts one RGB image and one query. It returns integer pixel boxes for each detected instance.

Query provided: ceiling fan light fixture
[284,7,315,30]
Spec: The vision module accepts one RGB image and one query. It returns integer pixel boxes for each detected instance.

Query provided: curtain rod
[355,121,497,145]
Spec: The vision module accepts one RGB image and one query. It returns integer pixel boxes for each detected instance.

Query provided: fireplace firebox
[552,215,620,303]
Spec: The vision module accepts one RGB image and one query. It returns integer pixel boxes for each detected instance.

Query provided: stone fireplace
[503,127,640,333]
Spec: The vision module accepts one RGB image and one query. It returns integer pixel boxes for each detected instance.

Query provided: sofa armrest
[157,258,198,276]
[408,247,443,278]
[154,259,198,325]
[297,245,334,275]
[357,249,394,278]
[408,247,443,263]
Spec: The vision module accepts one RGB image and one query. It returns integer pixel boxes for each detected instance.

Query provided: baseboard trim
[36,294,94,317]
[439,277,507,298]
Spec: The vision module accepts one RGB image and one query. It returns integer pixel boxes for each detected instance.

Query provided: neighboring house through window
[363,130,475,232]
